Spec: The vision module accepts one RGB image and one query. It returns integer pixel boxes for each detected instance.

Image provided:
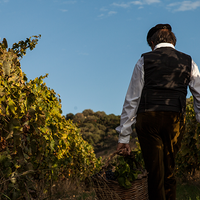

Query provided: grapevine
[175,96,200,178]
[0,38,101,199]
[102,151,144,189]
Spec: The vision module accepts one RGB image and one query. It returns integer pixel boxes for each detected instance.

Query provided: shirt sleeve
[189,59,200,123]
[116,57,144,143]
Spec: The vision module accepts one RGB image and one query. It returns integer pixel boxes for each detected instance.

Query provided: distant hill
[66,109,136,157]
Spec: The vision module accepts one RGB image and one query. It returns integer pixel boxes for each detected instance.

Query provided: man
[116,24,200,200]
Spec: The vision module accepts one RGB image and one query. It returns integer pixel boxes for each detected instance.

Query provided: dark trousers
[135,111,185,200]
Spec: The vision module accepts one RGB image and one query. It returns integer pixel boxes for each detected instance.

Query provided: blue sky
[0,0,200,116]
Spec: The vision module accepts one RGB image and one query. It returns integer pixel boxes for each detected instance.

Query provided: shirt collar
[154,43,175,50]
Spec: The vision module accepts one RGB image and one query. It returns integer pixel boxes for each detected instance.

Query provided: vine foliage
[175,96,200,177]
[0,37,101,199]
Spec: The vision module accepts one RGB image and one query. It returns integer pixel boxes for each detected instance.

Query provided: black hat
[147,24,172,42]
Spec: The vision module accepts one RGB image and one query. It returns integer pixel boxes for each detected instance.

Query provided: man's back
[138,46,191,113]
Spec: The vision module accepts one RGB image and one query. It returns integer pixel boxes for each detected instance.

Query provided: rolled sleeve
[189,59,200,123]
[116,57,144,143]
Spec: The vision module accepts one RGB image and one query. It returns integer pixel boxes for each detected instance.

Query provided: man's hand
[117,143,131,155]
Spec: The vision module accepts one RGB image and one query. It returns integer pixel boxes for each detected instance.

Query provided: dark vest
[137,47,191,114]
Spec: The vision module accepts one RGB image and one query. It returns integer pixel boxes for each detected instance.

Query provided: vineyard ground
[53,141,200,200]
[47,169,200,200]
[176,171,200,200]
[1,147,198,199]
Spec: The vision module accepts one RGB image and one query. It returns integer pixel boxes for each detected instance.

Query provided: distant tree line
[66,109,131,153]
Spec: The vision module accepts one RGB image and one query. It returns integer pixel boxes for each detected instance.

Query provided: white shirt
[116,43,200,144]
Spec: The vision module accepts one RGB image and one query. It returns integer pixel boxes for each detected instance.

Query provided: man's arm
[189,59,200,122]
[116,57,144,152]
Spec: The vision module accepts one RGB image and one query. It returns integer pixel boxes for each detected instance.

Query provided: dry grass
[0,173,97,200]
[49,178,96,200]
[30,176,97,200]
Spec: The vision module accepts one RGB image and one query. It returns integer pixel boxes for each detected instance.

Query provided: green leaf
[0,153,7,163]
[125,178,132,189]
[50,140,55,151]
[117,176,126,188]
[2,60,11,76]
